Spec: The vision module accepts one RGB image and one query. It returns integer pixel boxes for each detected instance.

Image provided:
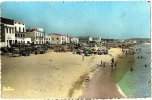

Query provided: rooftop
[48,33,68,36]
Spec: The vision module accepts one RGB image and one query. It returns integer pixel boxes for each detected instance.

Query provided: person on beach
[100,60,102,67]
[82,54,84,61]
[114,62,118,68]
[86,76,90,82]
[111,63,114,71]
[125,50,127,57]
[122,48,124,52]
[111,57,114,64]
[137,56,139,59]
[103,62,106,68]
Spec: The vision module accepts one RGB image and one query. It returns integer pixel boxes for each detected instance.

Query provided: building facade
[26,28,45,44]
[70,37,79,44]
[1,17,15,47]
[14,21,27,43]
[48,33,70,44]
[78,36,92,44]
[45,35,52,43]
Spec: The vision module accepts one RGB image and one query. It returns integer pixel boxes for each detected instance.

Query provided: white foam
[116,83,127,98]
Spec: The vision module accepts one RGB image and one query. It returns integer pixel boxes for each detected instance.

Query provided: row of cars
[75,46,108,56]
[5,43,48,57]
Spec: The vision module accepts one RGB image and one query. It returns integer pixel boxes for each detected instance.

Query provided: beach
[1,48,133,98]
[80,48,134,99]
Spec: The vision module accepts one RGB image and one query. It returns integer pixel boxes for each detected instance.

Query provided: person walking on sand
[114,62,118,68]
[111,57,114,64]
[125,50,128,57]
[111,63,114,71]
[82,54,84,61]
[100,60,102,67]
[103,62,106,68]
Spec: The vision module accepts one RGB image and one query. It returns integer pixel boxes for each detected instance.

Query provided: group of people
[110,57,118,71]
[130,47,148,72]
[100,57,118,71]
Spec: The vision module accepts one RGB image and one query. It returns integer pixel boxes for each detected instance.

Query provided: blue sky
[1,1,150,39]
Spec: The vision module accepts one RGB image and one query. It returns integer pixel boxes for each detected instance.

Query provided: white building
[14,21,30,44]
[78,36,93,44]
[70,37,79,44]
[26,28,45,44]
[1,17,15,47]
[48,33,70,44]
[24,38,32,44]
[45,35,51,43]
[66,36,71,44]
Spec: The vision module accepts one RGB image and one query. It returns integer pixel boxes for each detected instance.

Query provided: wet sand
[80,53,134,99]
[1,48,126,98]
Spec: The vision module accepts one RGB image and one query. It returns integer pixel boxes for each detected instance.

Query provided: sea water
[119,44,151,98]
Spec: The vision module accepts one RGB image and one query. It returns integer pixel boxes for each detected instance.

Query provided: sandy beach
[1,48,133,98]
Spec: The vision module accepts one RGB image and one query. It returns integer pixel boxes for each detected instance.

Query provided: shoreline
[80,48,135,99]
[117,44,151,98]
[116,83,127,98]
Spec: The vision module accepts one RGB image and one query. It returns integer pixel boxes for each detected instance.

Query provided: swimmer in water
[130,67,133,71]
[145,64,147,67]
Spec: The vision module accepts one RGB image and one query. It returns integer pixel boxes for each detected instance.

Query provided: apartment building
[14,21,26,43]
[26,28,45,44]
[48,33,70,44]
[1,17,15,47]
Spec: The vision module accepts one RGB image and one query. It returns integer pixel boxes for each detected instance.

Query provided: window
[56,37,59,40]
[23,28,24,32]
[12,29,14,33]
[9,28,11,33]
[15,27,17,32]
[15,34,17,37]
[15,40,17,43]
[19,27,21,32]
[52,38,54,40]
[23,34,25,37]
[18,34,20,37]
[21,34,22,37]
[6,28,8,33]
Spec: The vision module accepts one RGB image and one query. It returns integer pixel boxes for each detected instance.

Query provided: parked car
[97,50,104,55]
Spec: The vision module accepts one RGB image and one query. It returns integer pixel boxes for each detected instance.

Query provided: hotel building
[26,28,45,44]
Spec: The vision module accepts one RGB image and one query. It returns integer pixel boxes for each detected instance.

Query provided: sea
[119,43,151,98]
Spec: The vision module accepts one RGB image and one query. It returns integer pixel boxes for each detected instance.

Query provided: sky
[1,1,151,39]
